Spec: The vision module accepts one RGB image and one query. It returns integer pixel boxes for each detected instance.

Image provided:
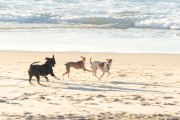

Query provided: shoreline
[1,50,180,55]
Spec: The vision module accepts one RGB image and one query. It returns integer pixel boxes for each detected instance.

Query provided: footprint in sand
[96,95,106,98]
[10,102,21,105]
[124,102,132,105]
[97,112,114,120]
[164,103,176,105]
[119,74,128,77]
[49,102,60,105]
[164,73,173,76]
[141,102,151,106]
[38,96,46,100]
[86,103,98,105]
[57,115,64,119]
[84,96,94,101]
[163,96,174,99]
[39,96,45,99]
[20,97,29,100]
[0,99,6,103]
[155,102,161,104]
[132,95,142,100]
[113,98,123,102]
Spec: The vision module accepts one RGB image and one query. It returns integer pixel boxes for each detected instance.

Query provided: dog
[28,55,60,84]
[90,57,112,80]
[63,56,91,79]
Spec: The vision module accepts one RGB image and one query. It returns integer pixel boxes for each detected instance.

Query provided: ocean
[0,0,180,53]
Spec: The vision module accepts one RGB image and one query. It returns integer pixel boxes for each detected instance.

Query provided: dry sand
[0,51,180,120]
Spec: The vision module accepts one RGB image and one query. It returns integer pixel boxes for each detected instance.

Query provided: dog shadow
[47,80,162,93]
[110,81,180,88]
[12,77,164,93]
[8,77,50,87]
[4,76,178,93]
[38,83,48,87]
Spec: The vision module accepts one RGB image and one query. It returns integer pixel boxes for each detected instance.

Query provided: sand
[0,51,180,120]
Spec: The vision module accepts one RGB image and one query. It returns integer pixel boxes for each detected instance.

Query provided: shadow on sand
[1,76,176,93]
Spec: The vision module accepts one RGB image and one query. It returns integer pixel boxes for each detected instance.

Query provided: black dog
[28,55,60,84]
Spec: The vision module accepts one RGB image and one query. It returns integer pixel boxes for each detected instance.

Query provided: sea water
[0,0,180,53]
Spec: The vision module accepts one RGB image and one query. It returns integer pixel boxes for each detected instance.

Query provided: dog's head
[106,59,112,70]
[107,59,112,63]
[80,56,86,62]
[45,54,56,67]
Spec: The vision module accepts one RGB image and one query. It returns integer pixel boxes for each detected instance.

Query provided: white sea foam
[0,0,179,29]
[136,18,180,30]
[173,33,180,39]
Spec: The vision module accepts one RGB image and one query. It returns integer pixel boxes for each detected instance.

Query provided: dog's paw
[54,76,60,80]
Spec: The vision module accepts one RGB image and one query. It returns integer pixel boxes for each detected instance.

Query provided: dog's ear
[53,54,55,59]
[83,57,86,62]
[45,57,50,60]
[106,59,109,61]
[81,56,86,62]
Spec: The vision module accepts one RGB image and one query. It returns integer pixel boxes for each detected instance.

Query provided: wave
[136,18,180,30]
[173,33,180,39]
[0,0,180,30]
[0,15,180,30]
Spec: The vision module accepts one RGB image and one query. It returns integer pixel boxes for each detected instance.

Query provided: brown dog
[63,56,91,79]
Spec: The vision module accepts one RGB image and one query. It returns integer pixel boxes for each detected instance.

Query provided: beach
[0,51,180,119]
[0,1,180,119]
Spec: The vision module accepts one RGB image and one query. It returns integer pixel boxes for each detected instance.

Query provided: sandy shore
[0,51,180,120]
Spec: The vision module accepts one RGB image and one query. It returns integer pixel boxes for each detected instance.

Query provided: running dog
[28,55,60,84]
[90,57,112,80]
[63,56,91,79]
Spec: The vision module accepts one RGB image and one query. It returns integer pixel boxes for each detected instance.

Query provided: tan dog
[63,56,91,79]
[90,57,112,80]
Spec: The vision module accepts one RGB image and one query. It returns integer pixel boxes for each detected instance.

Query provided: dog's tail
[28,61,40,73]
[64,62,68,66]
[90,57,92,64]
[30,61,40,67]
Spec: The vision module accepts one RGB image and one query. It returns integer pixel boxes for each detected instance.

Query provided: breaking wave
[1,16,180,30]
[0,0,180,30]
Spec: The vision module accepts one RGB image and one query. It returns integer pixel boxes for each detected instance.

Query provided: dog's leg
[63,65,70,78]
[35,75,40,84]
[92,68,97,77]
[28,71,33,84]
[83,68,92,72]
[99,71,106,80]
[62,75,64,80]
[66,67,71,79]
[48,67,60,80]
[81,63,92,72]
[50,73,60,80]
[68,72,71,79]
[106,71,111,78]
[53,76,60,80]
[29,75,32,84]
[44,76,49,81]
[92,69,95,77]
[63,71,68,76]
[94,69,100,80]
